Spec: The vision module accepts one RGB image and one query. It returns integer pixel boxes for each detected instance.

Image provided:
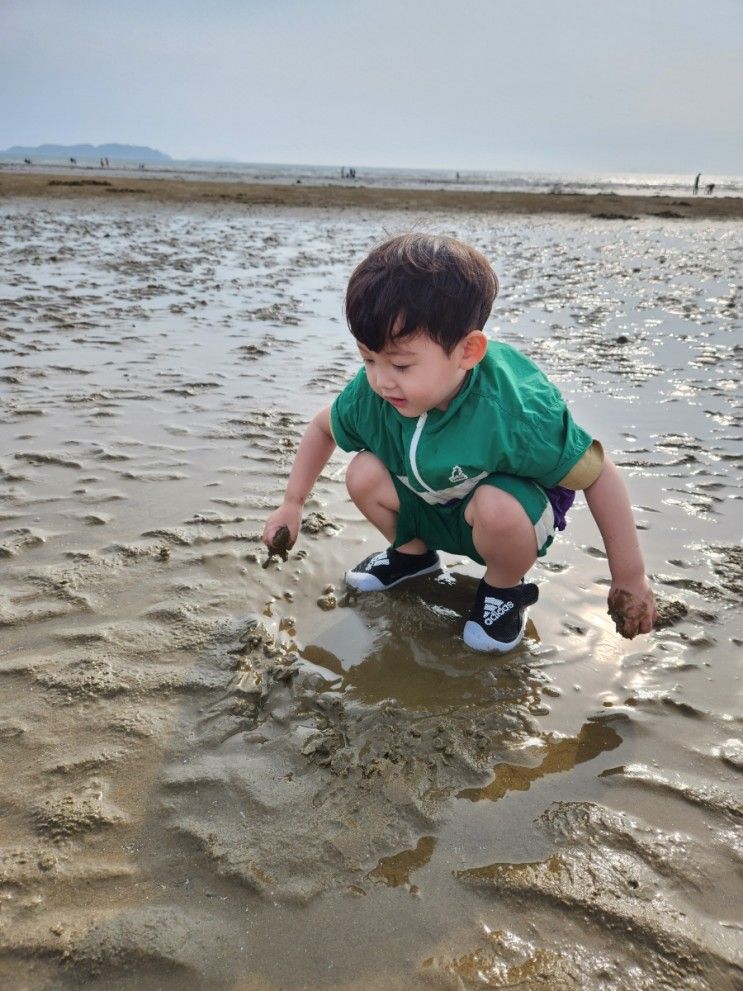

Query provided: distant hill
[0,143,172,162]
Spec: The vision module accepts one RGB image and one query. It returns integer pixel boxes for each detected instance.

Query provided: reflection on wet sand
[457,719,623,803]
[368,835,437,890]
[304,573,543,711]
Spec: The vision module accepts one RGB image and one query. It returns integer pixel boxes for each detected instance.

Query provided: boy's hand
[607,577,658,639]
[262,502,302,553]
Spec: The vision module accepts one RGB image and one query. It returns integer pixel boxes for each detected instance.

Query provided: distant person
[100,158,105,168]
[341,166,346,178]
[693,173,701,195]
[705,183,715,195]
[23,157,31,165]
[262,233,657,652]
[456,171,460,180]
[105,157,109,167]
[69,157,76,166]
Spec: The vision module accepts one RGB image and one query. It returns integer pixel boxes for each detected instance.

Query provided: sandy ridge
[2,170,743,218]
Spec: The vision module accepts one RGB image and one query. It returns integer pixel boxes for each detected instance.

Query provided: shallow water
[1,198,741,989]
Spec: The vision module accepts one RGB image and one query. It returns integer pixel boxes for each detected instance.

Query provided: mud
[262,524,293,568]
[0,196,741,989]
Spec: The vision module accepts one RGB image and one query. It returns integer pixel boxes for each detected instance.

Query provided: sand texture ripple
[0,196,741,990]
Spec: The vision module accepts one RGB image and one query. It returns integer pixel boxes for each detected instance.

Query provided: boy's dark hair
[345,233,498,354]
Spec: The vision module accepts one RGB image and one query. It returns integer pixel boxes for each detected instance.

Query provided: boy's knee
[345,451,389,500]
[466,484,530,532]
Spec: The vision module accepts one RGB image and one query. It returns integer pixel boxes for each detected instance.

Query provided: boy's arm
[262,405,336,549]
[583,457,658,638]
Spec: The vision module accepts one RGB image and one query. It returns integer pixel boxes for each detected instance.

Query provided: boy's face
[358,330,485,418]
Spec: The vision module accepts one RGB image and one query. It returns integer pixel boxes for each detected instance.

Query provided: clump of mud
[33,788,128,842]
[161,617,539,903]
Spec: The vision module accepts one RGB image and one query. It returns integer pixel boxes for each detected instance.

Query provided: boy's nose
[375,368,395,390]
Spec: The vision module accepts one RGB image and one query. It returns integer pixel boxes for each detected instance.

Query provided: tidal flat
[0,192,741,990]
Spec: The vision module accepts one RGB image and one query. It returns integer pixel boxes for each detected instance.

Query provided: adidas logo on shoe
[482,596,514,625]
[367,550,389,569]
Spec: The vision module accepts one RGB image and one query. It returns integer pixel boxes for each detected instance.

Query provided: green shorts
[391,473,555,565]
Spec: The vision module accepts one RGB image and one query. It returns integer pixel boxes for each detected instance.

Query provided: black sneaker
[345,547,441,592]
[463,580,539,652]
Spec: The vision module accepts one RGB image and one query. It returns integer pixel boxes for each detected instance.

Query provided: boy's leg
[346,451,427,554]
[462,482,546,653]
[463,484,538,586]
[344,452,441,591]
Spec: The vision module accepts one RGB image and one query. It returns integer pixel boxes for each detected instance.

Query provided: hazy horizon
[4,144,742,181]
[2,0,742,174]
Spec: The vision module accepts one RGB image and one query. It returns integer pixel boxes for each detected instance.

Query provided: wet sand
[1,190,742,989]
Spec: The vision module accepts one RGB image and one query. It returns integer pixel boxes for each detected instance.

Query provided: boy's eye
[392,364,409,372]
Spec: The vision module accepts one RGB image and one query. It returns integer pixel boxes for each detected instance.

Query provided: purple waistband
[546,485,575,531]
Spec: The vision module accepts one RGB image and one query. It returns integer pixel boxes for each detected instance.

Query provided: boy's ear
[459,330,488,369]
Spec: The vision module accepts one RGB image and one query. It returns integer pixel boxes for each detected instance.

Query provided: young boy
[262,234,657,652]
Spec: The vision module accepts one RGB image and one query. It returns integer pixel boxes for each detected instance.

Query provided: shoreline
[2,170,742,218]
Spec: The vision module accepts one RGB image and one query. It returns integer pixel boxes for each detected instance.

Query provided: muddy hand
[607,585,658,639]
[262,525,294,569]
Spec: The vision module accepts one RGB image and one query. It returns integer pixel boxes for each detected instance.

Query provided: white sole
[462,615,527,653]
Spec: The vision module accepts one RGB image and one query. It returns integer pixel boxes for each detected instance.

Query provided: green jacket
[330,340,593,506]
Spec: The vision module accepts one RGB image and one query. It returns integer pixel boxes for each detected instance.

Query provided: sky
[2,0,742,174]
